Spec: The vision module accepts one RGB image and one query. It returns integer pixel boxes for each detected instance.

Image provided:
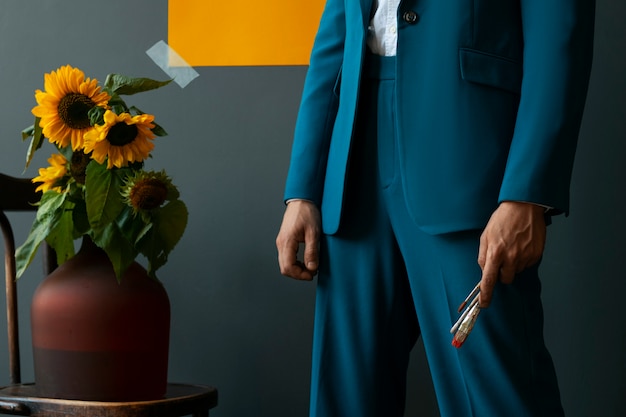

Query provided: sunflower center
[70,150,91,184]
[129,179,168,211]
[57,93,96,129]
[106,123,139,146]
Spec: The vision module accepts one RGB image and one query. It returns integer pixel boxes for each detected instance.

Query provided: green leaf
[137,228,166,279]
[107,98,129,115]
[138,199,188,278]
[46,208,76,265]
[129,105,145,115]
[129,106,167,136]
[104,74,172,96]
[116,206,149,244]
[15,191,67,278]
[21,125,35,140]
[154,199,188,253]
[151,123,168,137]
[88,106,106,126]
[15,218,50,278]
[92,224,137,281]
[35,190,68,222]
[23,118,45,169]
[85,163,124,231]
[71,198,91,237]
[166,183,180,200]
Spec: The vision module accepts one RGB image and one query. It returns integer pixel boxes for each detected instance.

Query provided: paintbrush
[450,282,482,348]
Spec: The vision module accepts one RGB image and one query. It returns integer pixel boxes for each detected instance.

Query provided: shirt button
[402,11,419,24]
[390,26,397,34]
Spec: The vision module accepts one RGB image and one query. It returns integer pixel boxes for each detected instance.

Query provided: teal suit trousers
[309,55,563,417]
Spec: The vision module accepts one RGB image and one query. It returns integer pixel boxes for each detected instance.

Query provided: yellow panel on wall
[168,0,326,66]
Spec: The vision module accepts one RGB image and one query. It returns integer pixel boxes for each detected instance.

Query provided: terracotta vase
[30,237,171,401]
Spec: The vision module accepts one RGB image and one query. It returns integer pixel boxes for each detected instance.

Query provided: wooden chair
[0,173,217,416]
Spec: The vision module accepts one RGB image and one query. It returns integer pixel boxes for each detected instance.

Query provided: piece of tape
[146,40,199,88]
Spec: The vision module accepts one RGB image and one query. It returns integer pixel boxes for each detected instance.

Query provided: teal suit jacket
[284,0,595,235]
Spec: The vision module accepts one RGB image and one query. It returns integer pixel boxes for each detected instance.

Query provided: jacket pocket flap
[459,48,522,95]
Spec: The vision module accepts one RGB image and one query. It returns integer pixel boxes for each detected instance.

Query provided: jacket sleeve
[283,0,346,205]
[498,0,595,215]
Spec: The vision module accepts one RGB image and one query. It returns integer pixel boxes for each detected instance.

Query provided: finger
[477,232,488,269]
[285,262,315,281]
[479,260,499,308]
[277,238,314,281]
[499,264,517,285]
[279,258,315,281]
[303,228,320,273]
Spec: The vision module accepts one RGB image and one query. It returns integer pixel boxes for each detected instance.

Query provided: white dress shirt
[367,0,401,56]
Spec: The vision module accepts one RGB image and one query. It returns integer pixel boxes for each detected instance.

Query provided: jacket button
[402,11,419,24]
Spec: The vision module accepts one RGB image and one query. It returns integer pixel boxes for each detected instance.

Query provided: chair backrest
[0,173,45,385]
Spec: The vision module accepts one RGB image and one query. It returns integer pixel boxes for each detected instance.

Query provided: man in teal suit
[276,0,595,415]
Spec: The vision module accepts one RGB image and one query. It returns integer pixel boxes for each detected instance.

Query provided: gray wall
[0,1,623,416]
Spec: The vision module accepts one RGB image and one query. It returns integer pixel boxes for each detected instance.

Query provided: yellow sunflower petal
[32,153,68,193]
[83,110,157,169]
[31,65,110,151]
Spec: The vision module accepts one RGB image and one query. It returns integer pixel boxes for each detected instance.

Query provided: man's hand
[477,201,547,307]
[276,200,321,281]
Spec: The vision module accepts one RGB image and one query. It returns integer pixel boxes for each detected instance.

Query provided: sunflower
[32,65,110,151]
[82,110,156,169]
[32,153,69,193]
[69,150,91,185]
[121,170,178,214]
